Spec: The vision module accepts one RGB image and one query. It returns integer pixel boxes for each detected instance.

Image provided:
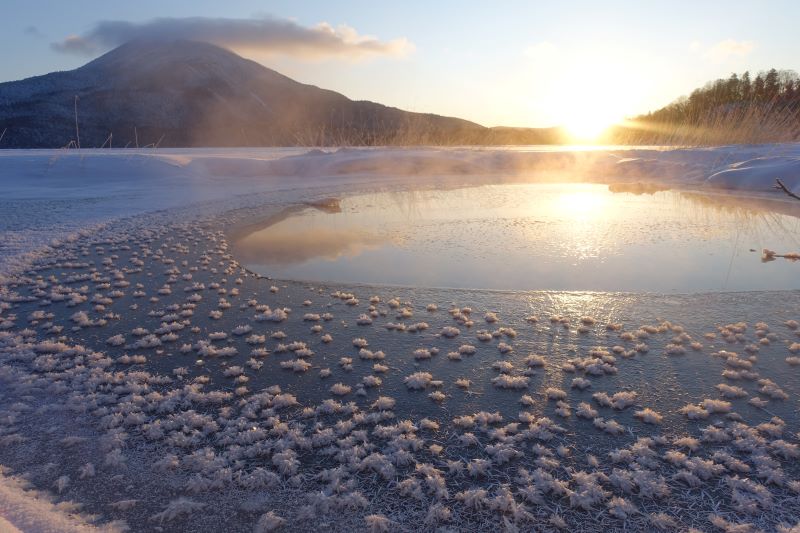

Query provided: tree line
[644,69,800,124]
[608,69,800,145]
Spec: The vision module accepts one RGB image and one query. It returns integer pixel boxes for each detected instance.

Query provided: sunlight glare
[554,188,609,220]
[563,111,618,141]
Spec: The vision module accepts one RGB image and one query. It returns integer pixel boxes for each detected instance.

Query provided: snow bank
[3,144,799,195]
[705,156,800,193]
[0,468,117,532]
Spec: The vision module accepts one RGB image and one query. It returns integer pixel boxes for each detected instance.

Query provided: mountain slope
[0,40,561,148]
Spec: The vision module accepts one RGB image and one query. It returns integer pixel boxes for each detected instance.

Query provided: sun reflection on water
[553,188,610,221]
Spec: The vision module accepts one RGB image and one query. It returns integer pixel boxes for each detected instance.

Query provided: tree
[753,74,766,101]
[764,68,780,100]
[741,71,752,100]
[785,79,797,101]
[725,73,740,102]
[778,70,798,101]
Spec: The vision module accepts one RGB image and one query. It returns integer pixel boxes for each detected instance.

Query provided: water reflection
[235,219,386,266]
[233,183,800,292]
[608,182,670,195]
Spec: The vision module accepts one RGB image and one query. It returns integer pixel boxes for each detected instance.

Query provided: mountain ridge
[0,40,562,148]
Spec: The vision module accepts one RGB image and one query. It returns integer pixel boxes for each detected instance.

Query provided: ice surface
[1,225,799,531]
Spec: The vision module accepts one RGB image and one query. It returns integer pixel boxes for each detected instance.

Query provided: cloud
[704,39,755,61]
[51,16,414,60]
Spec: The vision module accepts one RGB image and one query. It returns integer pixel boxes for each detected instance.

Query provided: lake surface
[234,183,800,292]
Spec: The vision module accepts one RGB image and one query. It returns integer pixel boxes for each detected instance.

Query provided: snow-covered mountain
[0,40,560,148]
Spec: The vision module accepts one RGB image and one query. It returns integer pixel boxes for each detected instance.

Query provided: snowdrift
[705,156,800,193]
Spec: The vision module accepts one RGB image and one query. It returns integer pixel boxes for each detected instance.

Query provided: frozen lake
[3,148,800,532]
[235,183,800,292]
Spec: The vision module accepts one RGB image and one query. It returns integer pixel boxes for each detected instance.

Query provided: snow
[0,468,116,532]
[706,156,800,192]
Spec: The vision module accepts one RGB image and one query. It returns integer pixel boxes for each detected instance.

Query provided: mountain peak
[85,40,242,69]
[79,39,289,89]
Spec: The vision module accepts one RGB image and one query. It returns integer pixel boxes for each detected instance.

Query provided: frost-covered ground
[1,146,800,532]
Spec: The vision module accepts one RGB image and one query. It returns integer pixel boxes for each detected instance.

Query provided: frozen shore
[2,144,800,279]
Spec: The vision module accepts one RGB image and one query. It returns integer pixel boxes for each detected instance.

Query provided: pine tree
[764,68,780,99]
[725,73,740,102]
[740,71,752,100]
[753,74,765,100]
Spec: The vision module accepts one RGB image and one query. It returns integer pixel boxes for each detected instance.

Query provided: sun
[545,60,640,143]
[559,100,626,142]
[563,113,616,141]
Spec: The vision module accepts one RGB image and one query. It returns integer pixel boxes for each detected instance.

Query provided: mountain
[0,40,562,148]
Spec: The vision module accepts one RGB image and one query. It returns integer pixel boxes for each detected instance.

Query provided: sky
[2,0,799,129]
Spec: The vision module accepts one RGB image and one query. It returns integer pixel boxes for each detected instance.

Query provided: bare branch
[774,178,800,201]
